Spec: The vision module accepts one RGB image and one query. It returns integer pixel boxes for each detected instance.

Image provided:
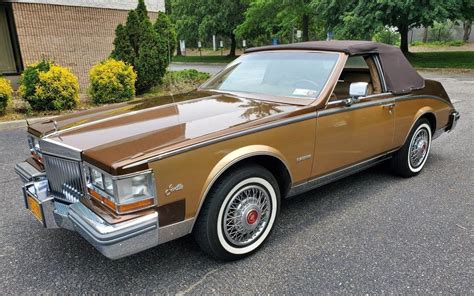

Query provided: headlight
[27,134,43,162]
[84,164,156,214]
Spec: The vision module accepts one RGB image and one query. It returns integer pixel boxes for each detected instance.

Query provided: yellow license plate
[27,195,43,223]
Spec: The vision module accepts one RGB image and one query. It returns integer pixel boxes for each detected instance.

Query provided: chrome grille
[43,154,84,203]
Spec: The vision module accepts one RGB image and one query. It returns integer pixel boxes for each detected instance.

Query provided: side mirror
[349,82,369,99]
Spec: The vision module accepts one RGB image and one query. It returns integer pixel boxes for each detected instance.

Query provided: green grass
[173,51,473,69]
[172,55,237,63]
[407,51,474,69]
[411,40,465,47]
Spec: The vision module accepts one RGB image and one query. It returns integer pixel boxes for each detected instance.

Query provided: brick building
[0,0,164,89]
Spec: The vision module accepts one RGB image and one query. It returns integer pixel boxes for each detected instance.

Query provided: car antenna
[170,92,176,104]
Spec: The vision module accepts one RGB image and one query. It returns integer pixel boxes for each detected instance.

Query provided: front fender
[192,145,291,228]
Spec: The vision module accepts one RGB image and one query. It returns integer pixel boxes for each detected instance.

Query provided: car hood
[30,91,299,174]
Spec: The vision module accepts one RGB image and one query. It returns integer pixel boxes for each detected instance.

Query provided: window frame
[0,3,23,75]
[327,54,391,107]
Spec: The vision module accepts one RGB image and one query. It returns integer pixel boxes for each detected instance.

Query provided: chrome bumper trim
[22,182,60,229]
[15,160,161,260]
[15,161,46,183]
[446,111,460,132]
[69,202,159,259]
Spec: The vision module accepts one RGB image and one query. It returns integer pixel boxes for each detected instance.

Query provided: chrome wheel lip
[222,183,272,247]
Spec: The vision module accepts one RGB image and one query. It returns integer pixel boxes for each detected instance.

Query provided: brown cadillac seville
[15,41,460,260]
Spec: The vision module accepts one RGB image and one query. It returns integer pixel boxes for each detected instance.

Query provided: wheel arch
[402,108,437,144]
[191,145,292,231]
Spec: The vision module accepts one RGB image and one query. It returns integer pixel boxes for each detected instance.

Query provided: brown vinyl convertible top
[245,40,425,94]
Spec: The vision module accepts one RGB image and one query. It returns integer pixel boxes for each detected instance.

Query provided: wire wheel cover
[223,184,271,246]
[410,128,429,168]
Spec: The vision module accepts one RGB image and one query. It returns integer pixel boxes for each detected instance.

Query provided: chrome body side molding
[287,152,394,198]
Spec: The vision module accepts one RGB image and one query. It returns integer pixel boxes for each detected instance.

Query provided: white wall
[4,0,165,12]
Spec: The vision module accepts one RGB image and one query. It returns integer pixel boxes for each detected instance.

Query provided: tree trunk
[463,20,472,42]
[229,33,237,57]
[176,40,182,56]
[399,25,409,55]
[302,14,309,41]
[422,27,428,43]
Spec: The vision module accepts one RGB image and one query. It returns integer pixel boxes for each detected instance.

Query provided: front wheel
[391,118,432,177]
[193,165,280,261]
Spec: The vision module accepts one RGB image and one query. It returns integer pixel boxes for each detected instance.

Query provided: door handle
[382,103,395,109]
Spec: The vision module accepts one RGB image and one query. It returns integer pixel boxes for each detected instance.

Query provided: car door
[311,55,395,177]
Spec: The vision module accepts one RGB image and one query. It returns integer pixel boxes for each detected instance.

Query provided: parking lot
[0,70,472,294]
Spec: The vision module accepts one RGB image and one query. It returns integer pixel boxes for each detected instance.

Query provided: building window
[0,4,21,74]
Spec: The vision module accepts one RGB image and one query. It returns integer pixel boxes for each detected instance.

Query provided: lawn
[173,51,474,69]
[172,55,237,63]
[407,51,474,69]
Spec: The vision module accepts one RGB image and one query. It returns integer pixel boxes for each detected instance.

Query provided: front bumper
[15,161,160,260]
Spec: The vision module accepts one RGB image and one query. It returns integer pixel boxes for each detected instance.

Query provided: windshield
[201,51,339,99]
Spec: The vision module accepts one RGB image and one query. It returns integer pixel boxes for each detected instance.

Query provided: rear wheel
[193,165,280,261]
[391,118,432,177]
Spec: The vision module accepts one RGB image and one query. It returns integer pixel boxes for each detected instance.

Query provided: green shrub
[373,27,400,46]
[0,77,13,114]
[18,59,50,104]
[161,69,210,90]
[429,21,454,42]
[19,60,79,111]
[88,58,137,104]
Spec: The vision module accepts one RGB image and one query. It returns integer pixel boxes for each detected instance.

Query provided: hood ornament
[53,120,58,133]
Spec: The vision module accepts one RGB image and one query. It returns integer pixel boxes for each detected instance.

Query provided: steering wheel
[293,79,320,90]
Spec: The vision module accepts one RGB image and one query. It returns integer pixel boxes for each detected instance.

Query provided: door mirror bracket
[344,97,356,107]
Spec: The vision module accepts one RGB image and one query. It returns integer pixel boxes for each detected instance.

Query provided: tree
[111,0,168,93]
[200,0,248,56]
[457,0,474,42]
[154,11,177,63]
[172,0,200,55]
[165,0,172,14]
[236,0,316,44]
[135,25,168,92]
[172,0,247,57]
[111,24,135,65]
[333,0,456,54]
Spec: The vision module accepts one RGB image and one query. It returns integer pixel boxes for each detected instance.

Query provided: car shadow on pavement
[29,156,442,292]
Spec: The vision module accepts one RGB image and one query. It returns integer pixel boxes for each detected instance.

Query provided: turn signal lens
[117,198,155,213]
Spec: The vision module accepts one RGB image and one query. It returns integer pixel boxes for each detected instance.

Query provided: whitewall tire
[391,118,432,177]
[193,165,280,260]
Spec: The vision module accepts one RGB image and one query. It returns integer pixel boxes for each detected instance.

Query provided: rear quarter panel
[393,95,453,148]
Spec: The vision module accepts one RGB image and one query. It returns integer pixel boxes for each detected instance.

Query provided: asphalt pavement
[0,69,472,294]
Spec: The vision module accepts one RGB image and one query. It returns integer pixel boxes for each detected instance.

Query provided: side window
[331,55,383,101]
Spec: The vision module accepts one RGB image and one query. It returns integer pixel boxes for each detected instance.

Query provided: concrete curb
[0,116,52,131]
